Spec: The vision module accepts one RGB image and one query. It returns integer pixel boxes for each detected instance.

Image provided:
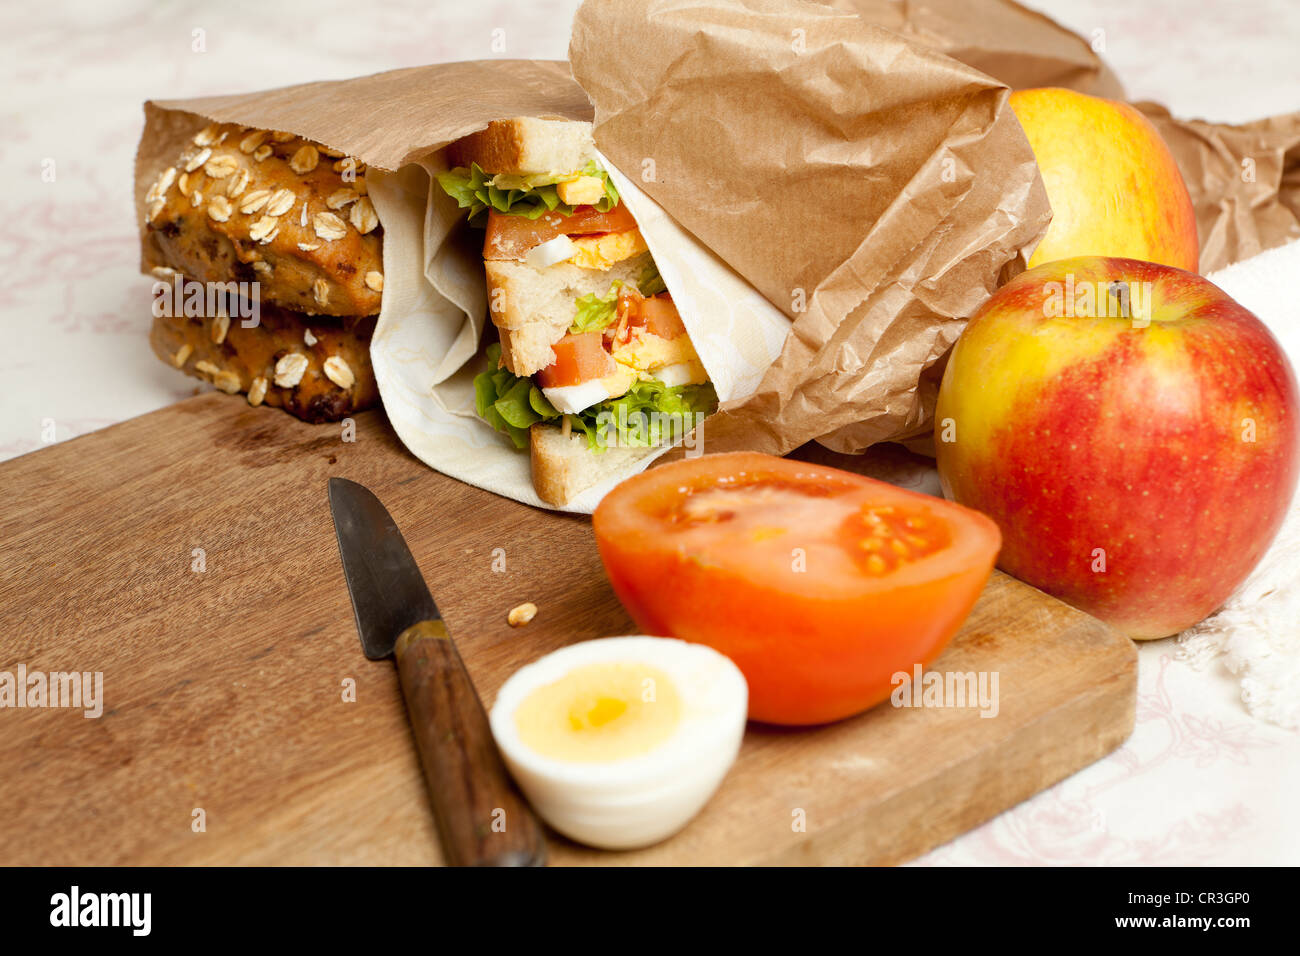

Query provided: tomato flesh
[592,452,1001,725]
[613,291,686,343]
[535,331,616,389]
[606,290,687,352]
[536,292,690,389]
[484,204,639,261]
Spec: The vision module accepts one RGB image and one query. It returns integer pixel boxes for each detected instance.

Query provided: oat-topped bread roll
[143,122,384,318]
[148,283,378,424]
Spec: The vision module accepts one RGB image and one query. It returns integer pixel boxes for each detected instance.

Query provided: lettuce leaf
[473,343,557,449]
[436,160,620,227]
[570,282,623,334]
[472,342,716,452]
[637,261,667,297]
[570,263,670,334]
[580,379,717,450]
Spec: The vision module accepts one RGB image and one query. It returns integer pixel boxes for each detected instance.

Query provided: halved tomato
[483,203,639,261]
[535,331,615,389]
[592,452,1001,725]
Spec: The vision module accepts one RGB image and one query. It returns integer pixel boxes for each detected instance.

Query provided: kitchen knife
[327,477,546,867]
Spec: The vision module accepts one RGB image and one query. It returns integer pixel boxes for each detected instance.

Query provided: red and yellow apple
[935,256,1299,639]
[1010,87,1199,272]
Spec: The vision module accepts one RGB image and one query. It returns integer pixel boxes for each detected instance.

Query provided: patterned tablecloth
[2,0,1296,864]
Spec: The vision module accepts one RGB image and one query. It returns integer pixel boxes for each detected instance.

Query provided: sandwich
[141,122,382,422]
[437,118,716,505]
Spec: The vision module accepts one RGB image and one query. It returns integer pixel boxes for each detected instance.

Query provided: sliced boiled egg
[649,358,709,388]
[569,229,647,270]
[611,328,699,376]
[541,364,637,415]
[489,636,747,850]
[525,234,577,269]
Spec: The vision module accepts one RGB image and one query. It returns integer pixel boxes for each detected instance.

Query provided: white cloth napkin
[1178,239,1300,729]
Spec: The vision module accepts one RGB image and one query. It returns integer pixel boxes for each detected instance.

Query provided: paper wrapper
[134,60,593,269]
[133,59,790,512]
[571,0,1053,457]
[367,147,791,512]
[570,0,1300,459]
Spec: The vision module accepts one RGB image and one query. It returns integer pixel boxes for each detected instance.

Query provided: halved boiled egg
[489,636,747,850]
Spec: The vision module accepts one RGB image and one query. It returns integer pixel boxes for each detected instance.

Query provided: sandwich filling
[438,157,716,451]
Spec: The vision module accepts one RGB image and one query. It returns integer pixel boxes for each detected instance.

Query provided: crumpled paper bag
[1136,103,1300,273]
[834,0,1300,275]
[828,0,1125,98]
[571,0,1053,457]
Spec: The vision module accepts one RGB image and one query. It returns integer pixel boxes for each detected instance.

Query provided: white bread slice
[530,423,657,507]
[447,118,595,176]
[487,252,652,376]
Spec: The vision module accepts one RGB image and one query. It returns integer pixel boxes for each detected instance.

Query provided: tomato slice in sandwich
[614,291,687,341]
[535,331,616,389]
[484,203,639,261]
[593,452,1001,725]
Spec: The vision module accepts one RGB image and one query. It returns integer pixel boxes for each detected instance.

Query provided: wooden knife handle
[394,620,546,867]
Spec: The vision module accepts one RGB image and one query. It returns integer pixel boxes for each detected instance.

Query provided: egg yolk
[611,330,705,381]
[514,662,682,763]
[569,230,648,270]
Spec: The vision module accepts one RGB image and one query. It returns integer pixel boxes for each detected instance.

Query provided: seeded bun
[148,288,378,423]
[142,122,383,318]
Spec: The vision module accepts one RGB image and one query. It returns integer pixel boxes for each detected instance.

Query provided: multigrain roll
[140,121,383,422]
[148,290,378,424]
[143,122,383,317]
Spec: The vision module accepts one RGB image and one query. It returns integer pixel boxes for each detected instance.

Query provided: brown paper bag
[134,59,593,255]
[1137,104,1300,273]
[834,0,1300,274]
[136,0,1296,481]
[829,0,1125,98]
[571,0,1053,457]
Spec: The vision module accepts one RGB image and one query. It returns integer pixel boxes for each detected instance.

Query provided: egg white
[525,234,577,269]
[541,363,639,415]
[489,636,748,850]
[651,359,708,388]
[540,379,612,416]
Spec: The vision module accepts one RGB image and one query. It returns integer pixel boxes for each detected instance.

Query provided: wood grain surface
[0,393,1137,865]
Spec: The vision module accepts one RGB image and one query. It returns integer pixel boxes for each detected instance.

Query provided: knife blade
[329,477,441,659]
[328,477,546,867]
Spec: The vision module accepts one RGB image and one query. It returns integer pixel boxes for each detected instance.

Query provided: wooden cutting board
[0,393,1136,866]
